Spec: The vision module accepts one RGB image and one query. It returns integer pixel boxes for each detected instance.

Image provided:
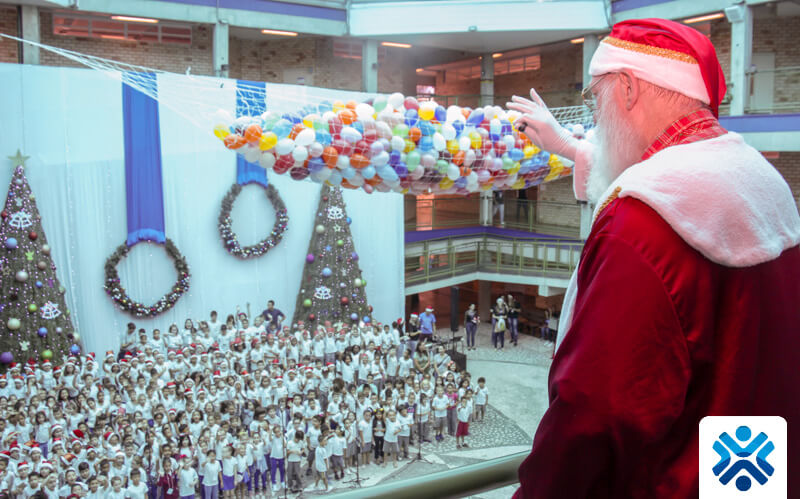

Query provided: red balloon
[273,154,293,174]
[480,141,493,156]
[332,138,354,157]
[290,166,309,181]
[362,128,378,144]
[493,141,507,156]
[329,116,343,135]
[354,140,370,157]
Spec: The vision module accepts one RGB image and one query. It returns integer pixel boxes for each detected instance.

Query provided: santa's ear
[619,69,641,111]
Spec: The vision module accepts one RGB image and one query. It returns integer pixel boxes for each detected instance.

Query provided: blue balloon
[509,148,524,161]
[341,166,357,180]
[394,163,408,179]
[467,109,484,125]
[316,129,332,145]
[419,122,435,136]
[435,106,447,123]
[532,151,550,166]
[404,109,419,128]
[389,150,402,166]
[317,101,333,113]
[501,119,512,135]
[454,176,468,188]
[361,165,376,179]
[352,121,364,134]
[307,157,325,173]
[418,136,433,151]
[489,133,500,142]
[453,121,464,136]
[282,113,302,124]
[272,120,292,138]
[380,167,399,183]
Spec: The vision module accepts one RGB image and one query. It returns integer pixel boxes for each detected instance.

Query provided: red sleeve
[515,230,691,498]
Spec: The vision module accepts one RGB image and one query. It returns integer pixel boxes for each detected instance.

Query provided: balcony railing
[406,197,581,237]
[329,451,527,499]
[405,235,583,286]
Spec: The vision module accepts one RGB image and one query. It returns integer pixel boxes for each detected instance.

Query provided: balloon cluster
[213,93,575,195]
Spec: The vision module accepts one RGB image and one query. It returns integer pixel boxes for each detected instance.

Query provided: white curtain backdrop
[0,63,404,356]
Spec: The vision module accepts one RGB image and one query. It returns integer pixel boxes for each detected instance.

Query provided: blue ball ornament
[351,252,359,261]
[346,217,352,225]
[363,316,371,323]
[70,344,81,355]
[37,327,48,337]
[35,281,43,288]
[322,267,332,277]
[350,313,358,321]
[4,237,17,250]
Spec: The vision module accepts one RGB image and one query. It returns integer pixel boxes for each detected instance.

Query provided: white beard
[585,102,641,205]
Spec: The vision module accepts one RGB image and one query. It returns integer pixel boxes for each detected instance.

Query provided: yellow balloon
[404,139,416,153]
[511,178,526,190]
[259,132,278,151]
[480,182,494,191]
[523,145,536,159]
[302,114,316,128]
[332,100,345,113]
[469,132,482,150]
[446,140,460,155]
[508,163,521,176]
[213,124,230,140]
[439,177,455,190]
[419,107,435,121]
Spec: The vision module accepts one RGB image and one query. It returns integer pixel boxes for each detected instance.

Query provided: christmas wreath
[103,238,190,317]
[218,183,289,259]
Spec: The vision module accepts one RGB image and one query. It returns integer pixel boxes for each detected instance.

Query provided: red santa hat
[39,460,53,470]
[425,306,434,312]
[16,461,29,470]
[589,18,726,117]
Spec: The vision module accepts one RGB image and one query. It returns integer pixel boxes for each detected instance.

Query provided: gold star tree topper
[8,149,30,169]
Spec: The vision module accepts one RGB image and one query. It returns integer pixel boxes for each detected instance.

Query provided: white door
[750,52,775,113]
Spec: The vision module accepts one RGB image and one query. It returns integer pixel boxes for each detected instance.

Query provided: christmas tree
[292,185,372,326]
[0,151,79,367]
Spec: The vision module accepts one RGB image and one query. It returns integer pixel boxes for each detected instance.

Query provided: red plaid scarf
[641,108,727,161]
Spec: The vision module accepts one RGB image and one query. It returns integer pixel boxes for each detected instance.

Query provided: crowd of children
[0,305,490,498]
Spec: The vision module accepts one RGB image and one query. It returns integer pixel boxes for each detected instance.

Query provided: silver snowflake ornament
[20,341,29,352]
[314,286,332,300]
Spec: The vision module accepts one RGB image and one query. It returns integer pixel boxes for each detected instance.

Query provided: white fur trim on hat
[589,39,709,105]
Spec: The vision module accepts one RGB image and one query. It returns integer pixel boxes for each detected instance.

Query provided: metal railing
[405,235,583,286]
[747,66,800,115]
[405,197,581,237]
[329,451,527,499]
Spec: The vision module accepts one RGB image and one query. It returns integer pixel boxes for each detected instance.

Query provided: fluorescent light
[100,34,127,40]
[416,68,424,72]
[381,41,412,48]
[492,53,503,58]
[111,15,158,24]
[683,12,724,24]
[570,37,584,44]
[261,29,298,36]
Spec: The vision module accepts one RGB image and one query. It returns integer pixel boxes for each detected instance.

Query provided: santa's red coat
[515,196,800,498]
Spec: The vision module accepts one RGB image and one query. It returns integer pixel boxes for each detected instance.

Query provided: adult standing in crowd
[261,300,285,330]
[490,298,508,351]
[418,306,437,343]
[509,17,800,497]
[405,314,420,356]
[506,294,521,346]
[463,304,479,351]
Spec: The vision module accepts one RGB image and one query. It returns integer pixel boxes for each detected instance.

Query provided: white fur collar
[593,132,800,267]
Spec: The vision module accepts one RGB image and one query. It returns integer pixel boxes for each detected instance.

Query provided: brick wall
[536,177,579,228]
[770,152,800,210]
[0,7,18,63]
[38,11,214,75]
[433,44,582,108]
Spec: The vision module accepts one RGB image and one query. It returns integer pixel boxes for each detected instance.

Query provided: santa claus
[508,18,800,498]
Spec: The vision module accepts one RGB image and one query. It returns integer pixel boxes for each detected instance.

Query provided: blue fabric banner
[236,79,269,188]
[122,72,166,246]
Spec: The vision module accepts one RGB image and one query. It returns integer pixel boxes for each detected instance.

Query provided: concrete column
[480,53,494,106]
[478,281,491,324]
[579,201,592,239]
[362,39,378,93]
[20,5,40,65]
[582,34,600,88]
[213,21,229,78]
[728,4,753,115]
[479,192,492,226]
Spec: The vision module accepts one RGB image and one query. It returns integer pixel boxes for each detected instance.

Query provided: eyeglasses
[581,73,613,112]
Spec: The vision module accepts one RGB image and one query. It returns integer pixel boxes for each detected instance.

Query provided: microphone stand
[407,412,433,465]
[342,438,363,488]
